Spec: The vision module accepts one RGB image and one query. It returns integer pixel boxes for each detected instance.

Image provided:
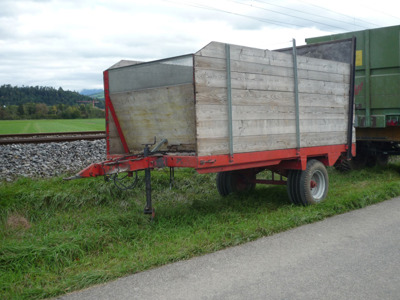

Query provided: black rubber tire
[287,170,301,205]
[216,172,229,196]
[299,160,329,205]
[216,170,256,196]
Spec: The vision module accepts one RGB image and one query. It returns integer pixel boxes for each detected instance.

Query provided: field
[1,163,400,299]
[0,119,105,134]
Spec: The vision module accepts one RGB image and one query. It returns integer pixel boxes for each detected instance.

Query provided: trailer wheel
[287,170,301,205]
[299,160,329,205]
[216,171,256,196]
[216,172,228,196]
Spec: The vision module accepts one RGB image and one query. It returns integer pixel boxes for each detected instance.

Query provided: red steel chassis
[77,145,355,178]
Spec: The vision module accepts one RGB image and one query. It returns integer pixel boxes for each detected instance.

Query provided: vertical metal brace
[225,44,234,161]
[143,145,153,216]
[292,39,301,151]
[347,36,356,159]
[365,30,371,127]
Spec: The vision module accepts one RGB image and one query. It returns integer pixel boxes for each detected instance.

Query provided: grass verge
[1,163,400,299]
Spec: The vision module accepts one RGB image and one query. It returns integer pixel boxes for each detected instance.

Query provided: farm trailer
[306,25,400,168]
[67,39,356,215]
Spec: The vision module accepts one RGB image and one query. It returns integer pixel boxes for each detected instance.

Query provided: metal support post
[169,167,175,190]
[143,145,153,216]
[292,39,301,152]
[225,43,234,161]
[347,36,356,159]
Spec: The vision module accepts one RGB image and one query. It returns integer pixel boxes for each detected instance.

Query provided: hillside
[80,89,103,96]
[0,85,104,108]
[80,89,105,101]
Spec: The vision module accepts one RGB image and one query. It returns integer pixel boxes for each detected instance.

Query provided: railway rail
[0,131,106,145]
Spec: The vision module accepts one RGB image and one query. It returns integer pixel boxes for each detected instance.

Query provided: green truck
[306,25,400,168]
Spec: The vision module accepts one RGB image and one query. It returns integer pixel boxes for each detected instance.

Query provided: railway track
[0,131,106,145]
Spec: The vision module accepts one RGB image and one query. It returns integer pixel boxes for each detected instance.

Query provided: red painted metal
[103,70,130,155]
[310,180,317,188]
[74,144,355,179]
[103,71,111,156]
[195,144,352,174]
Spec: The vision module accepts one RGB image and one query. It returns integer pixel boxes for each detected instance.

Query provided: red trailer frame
[77,143,353,177]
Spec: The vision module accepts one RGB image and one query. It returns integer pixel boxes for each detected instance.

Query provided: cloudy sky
[1,0,399,92]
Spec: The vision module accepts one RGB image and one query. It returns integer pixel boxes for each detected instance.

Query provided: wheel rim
[310,170,326,202]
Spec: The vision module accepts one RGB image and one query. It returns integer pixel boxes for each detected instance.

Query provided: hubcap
[310,170,325,201]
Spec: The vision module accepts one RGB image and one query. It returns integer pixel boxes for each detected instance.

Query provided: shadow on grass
[151,183,291,225]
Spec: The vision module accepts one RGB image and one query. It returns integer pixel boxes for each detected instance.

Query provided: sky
[1,0,399,92]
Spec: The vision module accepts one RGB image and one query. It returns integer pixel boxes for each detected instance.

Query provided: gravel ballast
[1,140,106,182]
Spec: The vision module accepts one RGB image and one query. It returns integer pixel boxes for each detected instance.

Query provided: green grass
[1,163,400,299]
[0,119,105,134]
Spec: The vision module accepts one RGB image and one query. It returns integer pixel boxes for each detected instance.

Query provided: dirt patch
[6,213,31,230]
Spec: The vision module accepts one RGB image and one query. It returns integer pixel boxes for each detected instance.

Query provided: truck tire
[299,160,329,205]
[216,172,230,196]
[287,170,301,205]
[216,170,256,196]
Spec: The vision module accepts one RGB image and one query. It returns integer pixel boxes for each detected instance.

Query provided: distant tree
[79,104,88,118]
[25,102,36,116]
[35,103,48,118]
[49,105,57,116]
[63,106,81,119]
[17,104,24,117]
[57,103,65,116]
[0,106,9,119]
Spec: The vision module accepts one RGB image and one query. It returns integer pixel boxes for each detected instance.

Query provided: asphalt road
[58,198,400,300]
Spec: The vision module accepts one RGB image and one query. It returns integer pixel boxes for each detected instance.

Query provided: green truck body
[306,25,400,163]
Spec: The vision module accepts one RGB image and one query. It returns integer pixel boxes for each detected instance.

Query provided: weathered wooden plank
[108,111,126,155]
[195,86,348,107]
[110,84,196,152]
[197,132,347,156]
[195,69,349,96]
[195,104,347,121]
[195,56,350,84]
[195,42,350,75]
[196,119,348,138]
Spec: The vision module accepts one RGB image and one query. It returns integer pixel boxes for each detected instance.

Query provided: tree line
[0,84,105,120]
[0,102,104,120]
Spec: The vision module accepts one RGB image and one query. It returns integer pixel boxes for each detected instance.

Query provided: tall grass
[1,163,400,299]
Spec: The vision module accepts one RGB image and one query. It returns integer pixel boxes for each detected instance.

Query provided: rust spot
[354,82,364,96]
[154,157,166,168]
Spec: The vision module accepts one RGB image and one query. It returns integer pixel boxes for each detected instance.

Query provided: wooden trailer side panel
[109,84,196,153]
[106,56,197,155]
[194,42,352,156]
